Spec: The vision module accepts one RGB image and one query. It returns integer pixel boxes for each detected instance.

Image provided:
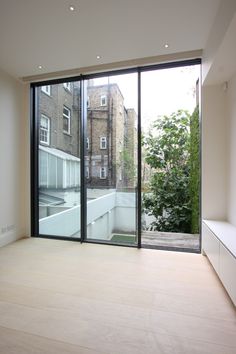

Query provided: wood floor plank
[0,238,235,354]
[0,326,106,354]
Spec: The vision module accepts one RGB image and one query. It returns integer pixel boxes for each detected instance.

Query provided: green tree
[143,110,192,233]
[190,106,200,233]
[122,148,136,183]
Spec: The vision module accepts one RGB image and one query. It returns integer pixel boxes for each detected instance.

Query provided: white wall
[114,192,136,233]
[39,193,116,238]
[39,192,136,239]
[39,204,81,237]
[227,73,236,226]
[202,83,228,220]
[202,0,236,84]
[0,69,29,247]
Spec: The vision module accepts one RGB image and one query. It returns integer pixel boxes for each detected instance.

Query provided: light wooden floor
[0,238,235,354]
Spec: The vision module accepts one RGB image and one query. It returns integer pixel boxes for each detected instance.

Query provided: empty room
[0,1,236,353]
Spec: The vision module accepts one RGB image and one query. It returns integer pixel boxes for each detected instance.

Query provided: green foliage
[122,148,136,181]
[143,110,193,233]
[117,147,136,188]
[190,106,200,233]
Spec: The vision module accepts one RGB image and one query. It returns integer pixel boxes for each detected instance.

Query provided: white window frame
[40,114,50,145]
[100,137,107,149]
[100,167,106,179]
[100,95,107,106]
[63,106,71,134]
[41,85,51,96]
[63,82,72,92]
[86,137,89,150]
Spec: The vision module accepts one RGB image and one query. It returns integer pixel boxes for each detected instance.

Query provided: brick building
[38,81,137,196]
[86,83,137,189]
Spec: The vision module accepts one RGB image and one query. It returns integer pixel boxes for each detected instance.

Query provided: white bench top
[203,220,236,258]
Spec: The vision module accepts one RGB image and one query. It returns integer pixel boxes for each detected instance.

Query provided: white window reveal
[100,95,107,106]
[63,106,71,134]
[40,114,50,145]
[100,167,106,179]
[63,82,72,92]
[100,137,107,149]
[41,85,51,96]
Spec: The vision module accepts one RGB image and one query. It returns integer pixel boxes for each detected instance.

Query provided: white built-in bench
[202,220,236,306]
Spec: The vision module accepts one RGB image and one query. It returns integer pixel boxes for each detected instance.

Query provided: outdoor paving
[142,231,200,250]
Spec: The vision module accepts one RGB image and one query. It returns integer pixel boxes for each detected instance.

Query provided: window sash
[100,167,106,179]
[100,95,107,106]
[40,115,50,144]
[63,106,71,134]
[100,137,107,149]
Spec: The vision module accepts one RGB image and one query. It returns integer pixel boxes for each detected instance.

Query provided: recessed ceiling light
[164,43,169,48]
[69,5,75,11]
[96,55,101,59]
[38,65,43,70]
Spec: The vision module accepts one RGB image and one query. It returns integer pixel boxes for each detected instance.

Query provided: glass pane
[38,81,81,238]
[141,65,200,251]
[85,73,138,245]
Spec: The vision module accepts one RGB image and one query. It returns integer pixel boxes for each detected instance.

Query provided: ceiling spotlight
[164,43,169,48]
[69,5,75,11]
[96,55,101,59]
[38,65,43,70]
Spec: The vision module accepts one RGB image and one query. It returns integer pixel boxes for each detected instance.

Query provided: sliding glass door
[32,60,201,251]
[85,73,138,245]
[37,80,81,238]
[141,64,200,251]
[35,74,138,245]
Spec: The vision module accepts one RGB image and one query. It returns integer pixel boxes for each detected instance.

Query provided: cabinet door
[202,223,220,274]
[219,244,236,306]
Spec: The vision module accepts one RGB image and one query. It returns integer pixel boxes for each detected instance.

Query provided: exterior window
[86,167,89,179]
[63,82,72,92]
[100,95,107,106]
[86,137,89,150]
[100,167,106,179]
[41,85,51,96]
[40,114,50,145]
[100,137,107,149]
[87,97,90,108]
[63,106,71,134]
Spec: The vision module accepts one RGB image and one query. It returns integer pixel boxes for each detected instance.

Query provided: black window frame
[31,58,202,252]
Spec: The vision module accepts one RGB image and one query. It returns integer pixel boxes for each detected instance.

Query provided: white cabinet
[219,244,236,305]
[202,223,220,273]
[202,220,236,306]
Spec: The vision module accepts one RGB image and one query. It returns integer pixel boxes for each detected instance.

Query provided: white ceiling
[0,0,221,79]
